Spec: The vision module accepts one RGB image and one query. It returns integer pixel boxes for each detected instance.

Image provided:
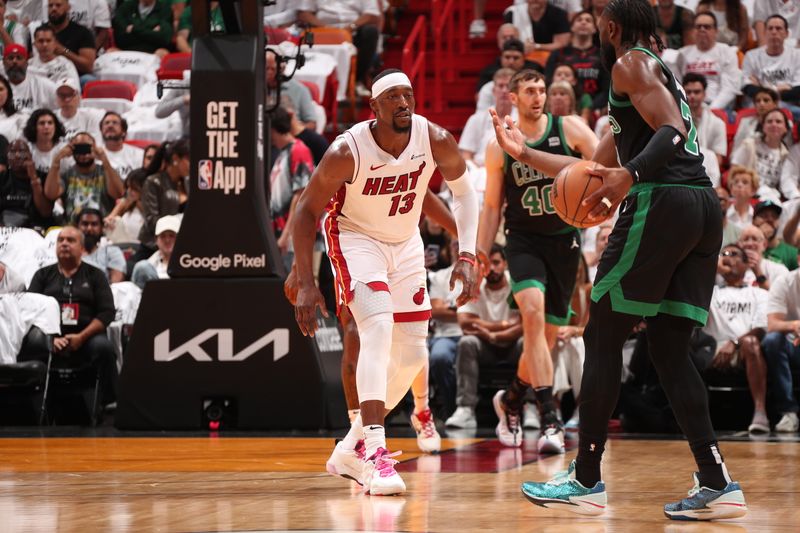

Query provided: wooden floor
[0,434,797,532]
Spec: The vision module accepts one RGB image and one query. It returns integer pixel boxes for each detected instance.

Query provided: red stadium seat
[157,53,192,80]
[300,80,321,104]
[265,26,292,44]
[125,139,157,150]
[82,80,137,100]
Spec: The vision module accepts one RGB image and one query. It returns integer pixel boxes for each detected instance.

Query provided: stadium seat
[312,27,352,45]
[300,80,321,104]
[82,80,138,100]
[157,53,192,80]
[265,26,291,44]
[124,139,157,150]
[311,27,356,107]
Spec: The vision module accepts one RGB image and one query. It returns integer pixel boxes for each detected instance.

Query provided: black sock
[532,386,558,423]
[690,440,729,490]
[503,377,530,412]
[575,433,605,488]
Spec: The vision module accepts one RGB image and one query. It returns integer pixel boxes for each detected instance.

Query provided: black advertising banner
[115,279,347,430]
[169,33,284,278]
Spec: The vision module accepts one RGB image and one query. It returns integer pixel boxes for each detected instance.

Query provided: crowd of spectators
[5,0,800,434]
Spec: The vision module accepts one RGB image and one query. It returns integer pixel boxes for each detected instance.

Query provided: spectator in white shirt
[5,0,42,25]
[131,213,178,288]
[459,68,514,169]
[428,238,462,418]
[731,109,792,201]
[0,0,30,51]
[99,111,142,182]
[23,107,65,175]
[739,224,789,291]
[28,25,80,89]
[695,0,750,50]
[742,14,800,111]
[753,0,800,47]
[263,0,296,27]
[679,12,741,110]
[3,44,57,113]
[732,86,780,154]
[476,38,526,112]
[683,72,727,186]
[0,73,27,140]
[705,243,770,433]
[725,166,756,232]
[763,265,800,432]
[297,0,380,96]
[54,76,101,139]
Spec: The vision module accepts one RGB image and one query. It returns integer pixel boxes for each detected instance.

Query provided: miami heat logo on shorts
[412,286,426,306]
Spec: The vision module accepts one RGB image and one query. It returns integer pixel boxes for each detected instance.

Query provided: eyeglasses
[720,250,742,258]
[694,24,714,30]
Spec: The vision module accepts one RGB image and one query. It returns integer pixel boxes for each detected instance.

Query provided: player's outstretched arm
[428,121,479,305]
[489,107,580,177]
[292,137,354,336]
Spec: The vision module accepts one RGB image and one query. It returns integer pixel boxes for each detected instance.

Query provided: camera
[72,143,92,155]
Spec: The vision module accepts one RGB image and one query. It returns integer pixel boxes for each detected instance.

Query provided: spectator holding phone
[44,131,124,221]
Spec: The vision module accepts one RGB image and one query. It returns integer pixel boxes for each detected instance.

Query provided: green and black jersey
[607,46,710,187]
[502,113,579,235]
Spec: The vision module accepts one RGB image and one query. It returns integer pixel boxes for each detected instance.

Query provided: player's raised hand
[451,253,480,307]
[294,284,329,337]
[583,164,634,221]
[489,108,525,160]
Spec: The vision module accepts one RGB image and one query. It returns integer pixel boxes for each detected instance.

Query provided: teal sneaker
[521,460,607,516]
[664,473,747,521]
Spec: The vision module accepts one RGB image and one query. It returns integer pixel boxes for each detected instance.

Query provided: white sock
[363,424,386,460]
[341,414,363,450]
[348,408,360,424]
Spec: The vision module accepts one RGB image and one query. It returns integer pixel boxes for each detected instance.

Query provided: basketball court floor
[1,428,797,532]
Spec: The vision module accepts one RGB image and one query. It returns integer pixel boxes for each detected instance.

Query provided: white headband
[371,72,412,98]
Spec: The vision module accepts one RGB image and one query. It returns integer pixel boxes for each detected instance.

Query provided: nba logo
[198,160,213,190]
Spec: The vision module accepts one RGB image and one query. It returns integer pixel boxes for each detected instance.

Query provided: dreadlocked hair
[604,0,665,52]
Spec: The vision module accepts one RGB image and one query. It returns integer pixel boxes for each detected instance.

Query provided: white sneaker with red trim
[410,408,441,453]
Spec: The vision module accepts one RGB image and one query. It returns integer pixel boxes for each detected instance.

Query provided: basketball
[551,160,611,228]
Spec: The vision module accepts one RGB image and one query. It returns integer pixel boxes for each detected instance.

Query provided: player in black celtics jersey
[492,0,747,522]
[477,69,598,453]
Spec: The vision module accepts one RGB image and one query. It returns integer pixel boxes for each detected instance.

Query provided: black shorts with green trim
[505,228,581,325]
[591,183,722,325]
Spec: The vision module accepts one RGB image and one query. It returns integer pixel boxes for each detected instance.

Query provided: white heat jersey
[331,114,436,243]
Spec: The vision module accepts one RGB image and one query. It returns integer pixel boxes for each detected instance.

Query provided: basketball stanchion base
[115,278,348,430]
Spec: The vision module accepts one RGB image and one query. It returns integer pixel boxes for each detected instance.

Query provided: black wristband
[623,125,685,183]
[756,275,767,284]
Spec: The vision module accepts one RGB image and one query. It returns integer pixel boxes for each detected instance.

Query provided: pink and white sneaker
[326,439,366,485]
[363,447,405,496]
[410,408,441,453]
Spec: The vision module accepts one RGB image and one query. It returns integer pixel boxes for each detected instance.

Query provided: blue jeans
[762,331,800,413]
[429,336,459,417]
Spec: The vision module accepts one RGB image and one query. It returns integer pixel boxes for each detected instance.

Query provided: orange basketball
[551,160,611,229]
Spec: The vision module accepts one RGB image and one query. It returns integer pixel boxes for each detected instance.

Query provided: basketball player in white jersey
[284,191,456,455]
[293,69,480,495]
